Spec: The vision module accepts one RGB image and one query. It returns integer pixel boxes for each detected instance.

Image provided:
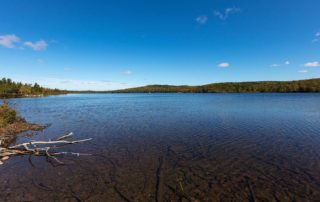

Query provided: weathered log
[0,132,92,166]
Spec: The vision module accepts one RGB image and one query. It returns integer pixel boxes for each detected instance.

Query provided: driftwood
[0,132,92,165]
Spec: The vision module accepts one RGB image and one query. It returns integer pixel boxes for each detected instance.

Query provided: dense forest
[0,78,68,98]
[111,78,320,93]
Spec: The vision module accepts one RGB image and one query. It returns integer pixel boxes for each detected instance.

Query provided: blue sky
[0,0,320,90]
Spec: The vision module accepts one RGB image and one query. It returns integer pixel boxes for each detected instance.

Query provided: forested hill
[110,79,320,93]
[0,78,68,98]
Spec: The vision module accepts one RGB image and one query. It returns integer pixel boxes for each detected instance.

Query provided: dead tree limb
[0,132,92,165]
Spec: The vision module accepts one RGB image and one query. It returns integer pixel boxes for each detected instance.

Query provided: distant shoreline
[70,91,320,94]
[77,78,320,94]
[0,78,68,99]
[0,93,68,99]
[1,78,320,98]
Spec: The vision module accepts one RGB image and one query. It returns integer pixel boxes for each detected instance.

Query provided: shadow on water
[1,93,320,201]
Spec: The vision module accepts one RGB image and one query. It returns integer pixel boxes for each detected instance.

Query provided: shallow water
[1,93,320,201]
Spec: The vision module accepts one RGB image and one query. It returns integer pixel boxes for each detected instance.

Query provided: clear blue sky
[0,0,320,90]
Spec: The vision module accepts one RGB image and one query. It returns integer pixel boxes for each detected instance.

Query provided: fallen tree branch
[56,132,74,140]
[0,132,92,165]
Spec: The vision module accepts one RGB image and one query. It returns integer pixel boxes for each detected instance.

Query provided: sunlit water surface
[1,93,320,201]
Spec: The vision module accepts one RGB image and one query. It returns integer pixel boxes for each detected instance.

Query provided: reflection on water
[1,93,320,201]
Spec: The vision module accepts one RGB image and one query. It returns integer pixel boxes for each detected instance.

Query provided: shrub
[0,102,19,127]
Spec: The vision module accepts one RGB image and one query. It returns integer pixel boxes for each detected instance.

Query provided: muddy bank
[0,121,46,147]
[0,102,46,147]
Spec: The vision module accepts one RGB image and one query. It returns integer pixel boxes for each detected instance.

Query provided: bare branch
[0,132,91,166]
[56,132,74,140]
[9,138,92,149]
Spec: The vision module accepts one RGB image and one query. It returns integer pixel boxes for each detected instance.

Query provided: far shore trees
[111,78,320,93]
[0,78,67,98]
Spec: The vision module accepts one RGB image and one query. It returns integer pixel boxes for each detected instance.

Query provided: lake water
[1,93,320,201]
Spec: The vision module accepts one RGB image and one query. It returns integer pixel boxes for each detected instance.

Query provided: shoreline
[0,93,69,99]
[0,102,46,148]
[0,120,46,148]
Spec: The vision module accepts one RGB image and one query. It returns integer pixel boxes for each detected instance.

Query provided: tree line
[2,77,320,96]
[0,78,68,98]
[110,78,320,93]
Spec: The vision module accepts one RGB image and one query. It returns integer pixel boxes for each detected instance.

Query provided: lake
[1,93,320,201]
